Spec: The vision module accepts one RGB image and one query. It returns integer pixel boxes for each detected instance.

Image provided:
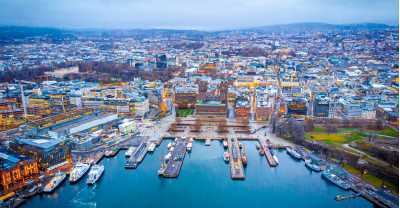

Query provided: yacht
[43,172,66,193]
[69,163,90,183]
[86,164,105,185]
[147,143,156,152]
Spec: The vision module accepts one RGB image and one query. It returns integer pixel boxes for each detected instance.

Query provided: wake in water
[70,185,97,208]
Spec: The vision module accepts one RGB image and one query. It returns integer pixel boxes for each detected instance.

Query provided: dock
[260,140,278,167]
[160,138,187,178]
[227,138,245,180]
[335,193,361,201]
[125,142,148,169]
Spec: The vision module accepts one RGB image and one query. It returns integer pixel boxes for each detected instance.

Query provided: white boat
[125,147,136,157]
[186,142,192,151]
[164,152,172,160]
[43,172,66,193]
[205,139,211,146]
[69,163,90,183]
[305,161,321,172]
[167,142,172,149]
[286,147,302,160]
[273,155,279,164]
[147,143,156,152]
[86,164,105,185]
[223,152,230,162]
[223,140,228,148]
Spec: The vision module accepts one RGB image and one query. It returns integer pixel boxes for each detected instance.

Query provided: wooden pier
[125,142,147,169]
[259,140,278,167]
[227,138,245,180]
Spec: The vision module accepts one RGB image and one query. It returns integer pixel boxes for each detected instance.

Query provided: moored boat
[43,172,66,193]
[125,146,136,157]
[69,163,90,183]
[286,147,302,160]
[273,155,279,164]
[147,143,156,152]
[86,164,105,185]
[305,160,322,172]
[322,170,351,190]
[223,140,228,148]
[205,139,211,146]
[186,142,192,152]
[223,151,230,162]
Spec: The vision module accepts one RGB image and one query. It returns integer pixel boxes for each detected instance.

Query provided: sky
[0,0,398,30]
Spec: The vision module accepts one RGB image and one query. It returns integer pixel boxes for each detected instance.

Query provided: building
[9,137,71,171]
[0,150,39,194]
[44,66,79,78]
[313,94,330,117]
[195,100,227,117]
[235,97,250,119]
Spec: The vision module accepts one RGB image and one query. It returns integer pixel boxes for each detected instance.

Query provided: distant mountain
[0,23,396,40]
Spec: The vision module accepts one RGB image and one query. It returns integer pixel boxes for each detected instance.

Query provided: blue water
[23,140,373,208]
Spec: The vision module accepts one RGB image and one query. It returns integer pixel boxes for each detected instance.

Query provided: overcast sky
[0,0,398,30]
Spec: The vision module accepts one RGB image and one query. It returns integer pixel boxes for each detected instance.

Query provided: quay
[259,140,278,167]
[125,142,148,169]
[227,138,245,180]
[160,138,187,178]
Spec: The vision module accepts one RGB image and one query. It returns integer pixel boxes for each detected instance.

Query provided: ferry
[147,143,156,152]
[43,172,66,193]
[322,170,351,190]
[223,140,228,148]
[69,162,90,183]
[286,147,302,160]
[305,160,321,172]
[125,146,136,157]
[186,142,192,152]
[223,151,230,163]
[205,139,211,146]
[86,164,105,185]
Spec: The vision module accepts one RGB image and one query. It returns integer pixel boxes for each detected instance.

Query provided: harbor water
[23,140,373,208]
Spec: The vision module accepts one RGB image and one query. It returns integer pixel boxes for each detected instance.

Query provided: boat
[240,145,247,166]
[105,148,119,157]
[223,151,230,162]
[305,160,321,172]
[125,146,136,157]
[167,142,173,149]
[205,139,211,146]
[259,148,265,156]
[43,172,66,193]
[69,163,90,183]
[186,142,192,152]
[86,164,105,185]
[286,147,302,160]
[322,171,351,190]
[238,142,243,149]
[147,143,156,152]
[256,143,260,150]
[223,140,228,148]
[273,155,279,164]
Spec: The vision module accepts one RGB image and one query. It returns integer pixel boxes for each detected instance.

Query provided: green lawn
[176,109,194,117]
[305,131,364,145]
[367,128,399,137]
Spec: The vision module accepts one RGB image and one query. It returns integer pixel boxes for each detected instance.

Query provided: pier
[160,138,187,178]
[259,140,278,167]
[227,138,245,180]
[125,142,148,169]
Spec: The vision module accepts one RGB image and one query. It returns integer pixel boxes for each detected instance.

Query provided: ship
[125,146,136,157]
[147,143,156,152]
[223,151,230,163]
[86,164,105,185]
[305,160,321,172]
[43,172,66,193]
[286,147,302,160]
[186,142,192,152]
[69,162,90,183]
[322,170,351,190]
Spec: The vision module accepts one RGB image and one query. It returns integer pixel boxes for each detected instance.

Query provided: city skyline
[0,0,398,30]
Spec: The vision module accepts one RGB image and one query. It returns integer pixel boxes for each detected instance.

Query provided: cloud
[0,0,398,29]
